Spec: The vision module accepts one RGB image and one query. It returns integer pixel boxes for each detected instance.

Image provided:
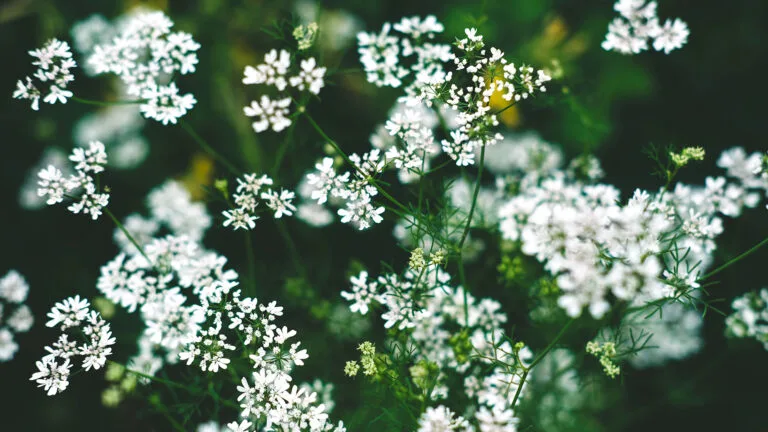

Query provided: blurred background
[1,0,767,430]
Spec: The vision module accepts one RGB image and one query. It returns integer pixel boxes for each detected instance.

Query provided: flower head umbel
[31,295,115,395]
[219,173,297,231]
[602,0,689,55]
[13,38,77,111]
[87,11,200,124]
[37,141,110,220]
[242,49,327,133]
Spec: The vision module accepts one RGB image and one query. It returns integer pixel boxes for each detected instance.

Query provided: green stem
[276,220,307,278]
[72,96,146,107]
[179,120,241,176]
[699,234,768,282]
[509,318,575,408]
[492,100,519,116]
[528,318,575,369]
[458,144,486,250]
[244,231,257,296]
[509,369,529,410]
[456,144,486,327]
[104,208,152,265]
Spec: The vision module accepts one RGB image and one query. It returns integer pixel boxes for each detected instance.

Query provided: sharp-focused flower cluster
[358,17,551,167]
[31,296,115,395]
[498,147,763,318]
[342,265,532,430]
[37,141,110,220]
[602,0,689,55]
[19,149,72,211]
[303,155,385,230]
[242,49,327,133]
[0,270,33,362]
[725,288,768,350]
[221,173,297,230]
[13,38,77,111]
[97,228,344,431]
[87,11,199,124]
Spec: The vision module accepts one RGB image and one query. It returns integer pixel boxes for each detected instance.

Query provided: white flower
[417,405,470,432]
[46,295,90,329]
[602,0,688,55]
[140,82,197,125]
[651,18,690,54]
[87,11,199,113]
[226,419,252,432]
[340,271,380,315]
[0,329,18,362]
[243,49,291,90]
[243,95,292,133]
[222,209,258,230]
[261,189,297,218]
[36,166,67,205]
[7,305,34,333]
[69,141,107,173]
[30,357,72,396]
[0,270,30,303]
[13,39,76,111]
[289,58,327,94]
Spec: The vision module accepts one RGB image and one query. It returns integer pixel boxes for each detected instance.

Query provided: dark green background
[1,0,767,430]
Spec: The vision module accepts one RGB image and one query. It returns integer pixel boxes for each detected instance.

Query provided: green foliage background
[0,0,767,430]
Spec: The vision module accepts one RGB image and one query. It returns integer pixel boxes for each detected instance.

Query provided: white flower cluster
[13,38,76,111]
[242,49,327,133]
[19,148,72,210]
[303,155,385,230]
[725,288,768,350]
[98,235,234,365]
[358,18,551,167]
[0,270,33,362]
[98,231,343,431]
[602,0,689,55]
[222,173,297,230]
[342,265,531,430]
[31,296,115,396]
[357,15,451,89]
[439,29,551,166]
[416,405,470,432]
[37,141,110,220]
[87,11,200,124]
[498,147,763,318]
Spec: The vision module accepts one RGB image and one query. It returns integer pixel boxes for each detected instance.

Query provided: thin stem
[104,207,152,265]
[244,231,257,296]
[276,220,307,278]
[458,144,486,250]
[179,120,241,176]
[528,318,575,369]
[509,318,575,408]
[509,369,529,410]
[456,144,486,327]
[492,100,519,116]
[114,362,190,392]
[699,234,768,282]
[72,96,146,107]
